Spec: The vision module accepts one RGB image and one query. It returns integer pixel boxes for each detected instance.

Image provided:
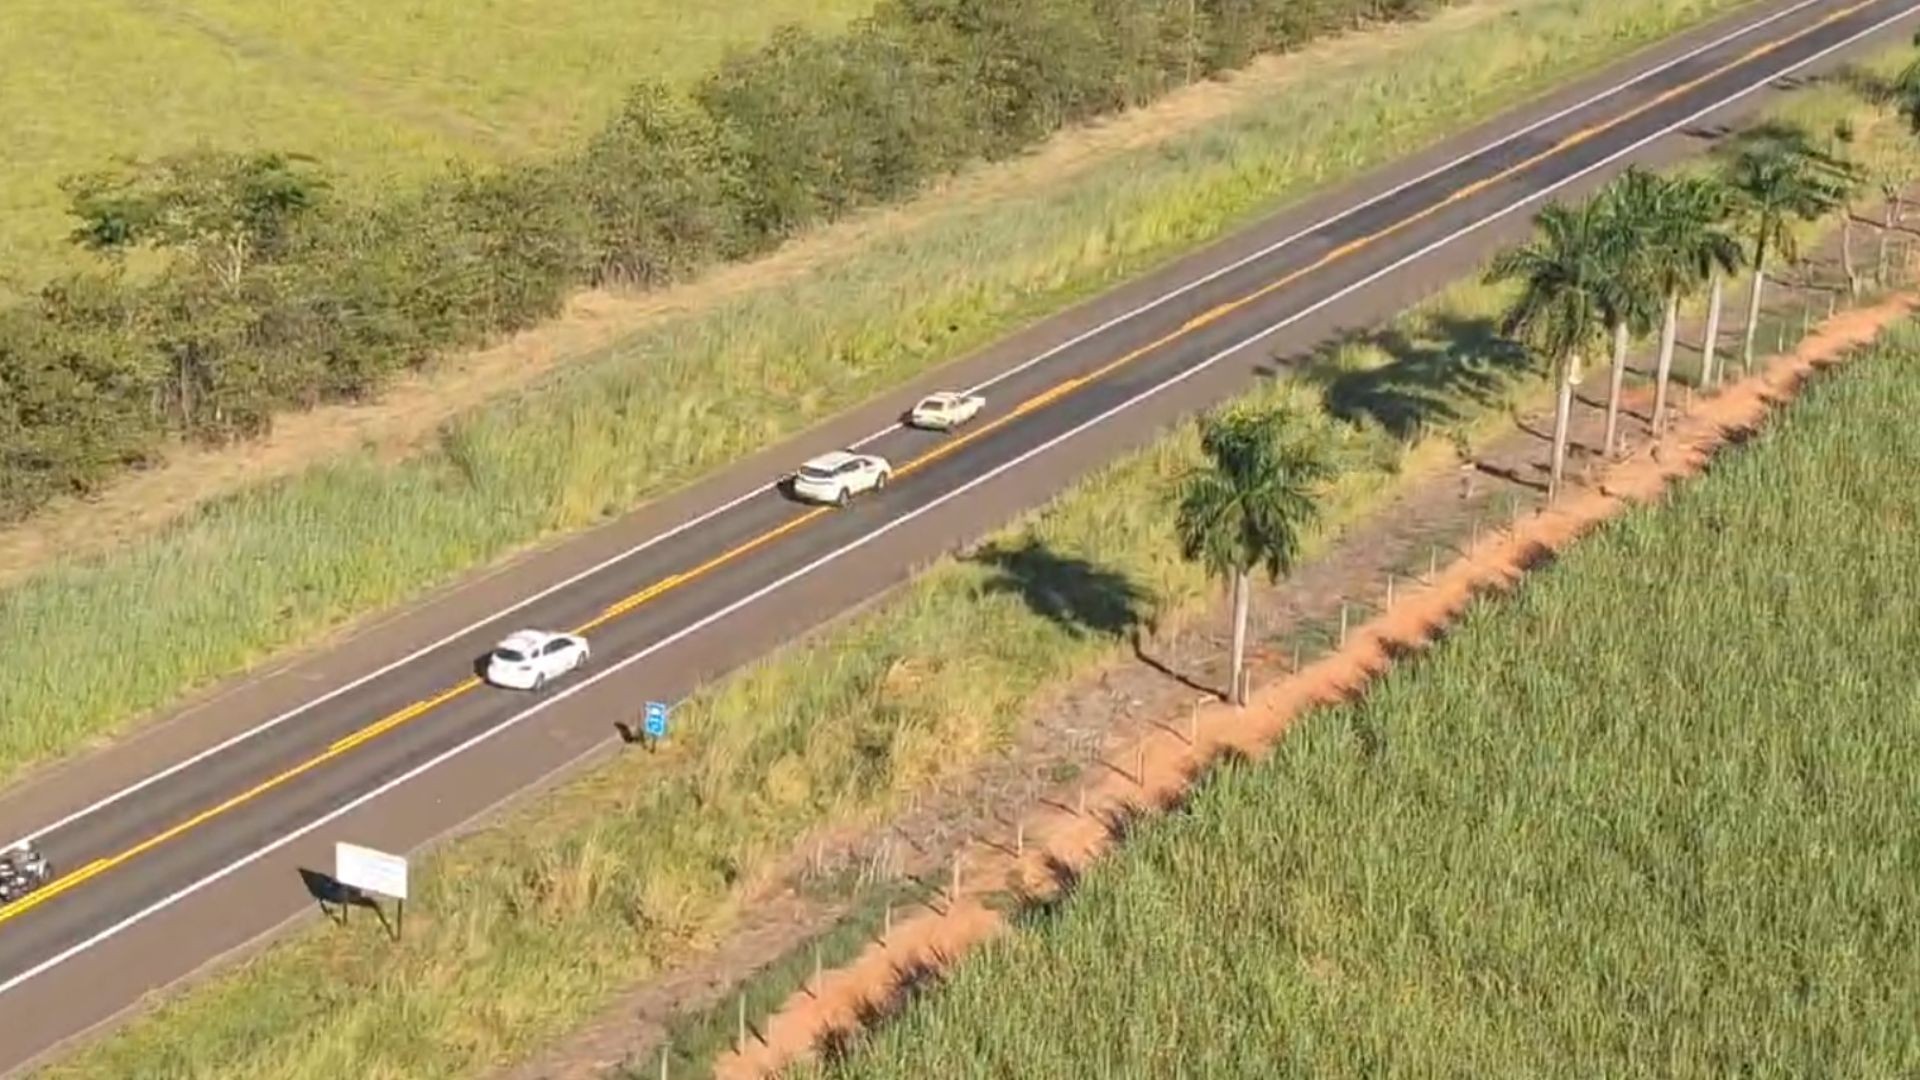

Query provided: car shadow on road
[973,538,1150,640]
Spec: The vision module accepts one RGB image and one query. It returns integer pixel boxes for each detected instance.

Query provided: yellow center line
[573,506,831,634]
[329,680,481,755]
[0,0,1874,928]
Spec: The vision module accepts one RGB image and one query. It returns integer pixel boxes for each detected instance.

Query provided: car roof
[498,629,555,650]
[919,391,961,404]
[802,450,864,470]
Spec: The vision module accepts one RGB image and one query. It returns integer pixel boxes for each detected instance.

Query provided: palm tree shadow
[1132,640,1218,697]
[974,538,1149,639]
[1297,315,1533,440]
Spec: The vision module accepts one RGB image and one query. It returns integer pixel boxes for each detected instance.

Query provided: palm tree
[1893,31,1920,130]
[1487,200,1612,501]
[1643,176,1743,430]
[1174,406,1330,707]
[1592,169,1663,459]
[1700,258,1730,390]
[1876,163,1914,284]
[1725,128,1855,373]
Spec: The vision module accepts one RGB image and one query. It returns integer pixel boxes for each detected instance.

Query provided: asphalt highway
[0,0,1915,1068]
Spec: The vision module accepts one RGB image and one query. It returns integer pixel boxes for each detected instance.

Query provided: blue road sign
[644,701,669,740]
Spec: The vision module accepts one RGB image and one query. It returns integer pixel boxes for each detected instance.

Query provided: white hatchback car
[789,450,892,506]
[907,391,985,431]
[485,629,589,691]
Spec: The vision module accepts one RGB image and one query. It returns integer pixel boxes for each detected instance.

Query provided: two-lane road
[2,0,1915,1069]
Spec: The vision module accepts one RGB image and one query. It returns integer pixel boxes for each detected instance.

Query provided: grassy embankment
[44,39,1918,1080]
[0,0,868,286]
[815,318,1920,1080]
[0,0,1761,785]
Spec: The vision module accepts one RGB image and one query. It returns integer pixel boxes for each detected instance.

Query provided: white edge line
[3,0,1827,850]
[2,0,1906,1001]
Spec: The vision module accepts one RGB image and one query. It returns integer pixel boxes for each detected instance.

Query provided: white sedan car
[908,391,985,431]
[789,450,891,506]
[485,629,589,691]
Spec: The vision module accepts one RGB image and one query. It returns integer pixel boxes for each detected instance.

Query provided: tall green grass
[815,322,1920,1080]
[0,0,1762,785]
[0,0,869,284]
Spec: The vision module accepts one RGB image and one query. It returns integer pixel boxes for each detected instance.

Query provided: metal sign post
[336,842,409,941]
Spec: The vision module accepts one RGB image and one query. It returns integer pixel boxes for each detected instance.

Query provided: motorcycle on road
[0,842,51,904]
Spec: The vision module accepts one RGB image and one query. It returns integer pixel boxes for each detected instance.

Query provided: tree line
[0,0,1455,524]
[1177,48,1920,703]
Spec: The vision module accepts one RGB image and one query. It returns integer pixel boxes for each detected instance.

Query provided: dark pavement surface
[0,0,1913,1069]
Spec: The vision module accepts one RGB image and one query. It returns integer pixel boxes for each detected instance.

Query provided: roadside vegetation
[813,317,1920,1080]
[0,0,1763,785]
[44,37,1920,1074]
[2,0,1475,523]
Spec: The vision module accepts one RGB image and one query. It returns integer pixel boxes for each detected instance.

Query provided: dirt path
[709,292,1914,1079]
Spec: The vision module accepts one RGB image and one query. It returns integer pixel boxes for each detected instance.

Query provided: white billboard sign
[335,842,409,901]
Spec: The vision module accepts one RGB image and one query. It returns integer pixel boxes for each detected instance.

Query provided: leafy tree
[1488,200,1613,501]
[0,276,163,518]
[1174,406,1330,707]
[576,82,748,286]
[699,22,981,243]
[878,0,1127,154]
[1724,126,1856,373]
[63,149,330,289]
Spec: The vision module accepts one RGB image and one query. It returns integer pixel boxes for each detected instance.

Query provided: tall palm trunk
[1740,248,1768,375]
[1701,271,1726,388]
[1651,291,1681,435]
[1841,208,1859,298]
[1548,352,1579,502]
[1602,321,1629,459]
[1228,570,1250,706]
[1880,199,1896,283]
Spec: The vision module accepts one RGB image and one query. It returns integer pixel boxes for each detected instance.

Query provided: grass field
[0,0,1767,788]
[0,0,868,285]
[813,322,1920,1080]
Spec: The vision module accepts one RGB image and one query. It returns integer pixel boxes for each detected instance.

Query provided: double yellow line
[0,0,1879,929]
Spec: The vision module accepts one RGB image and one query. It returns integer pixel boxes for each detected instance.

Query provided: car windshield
[920,397,950,410]
[493,647,528,663]
[799,465,836,480]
